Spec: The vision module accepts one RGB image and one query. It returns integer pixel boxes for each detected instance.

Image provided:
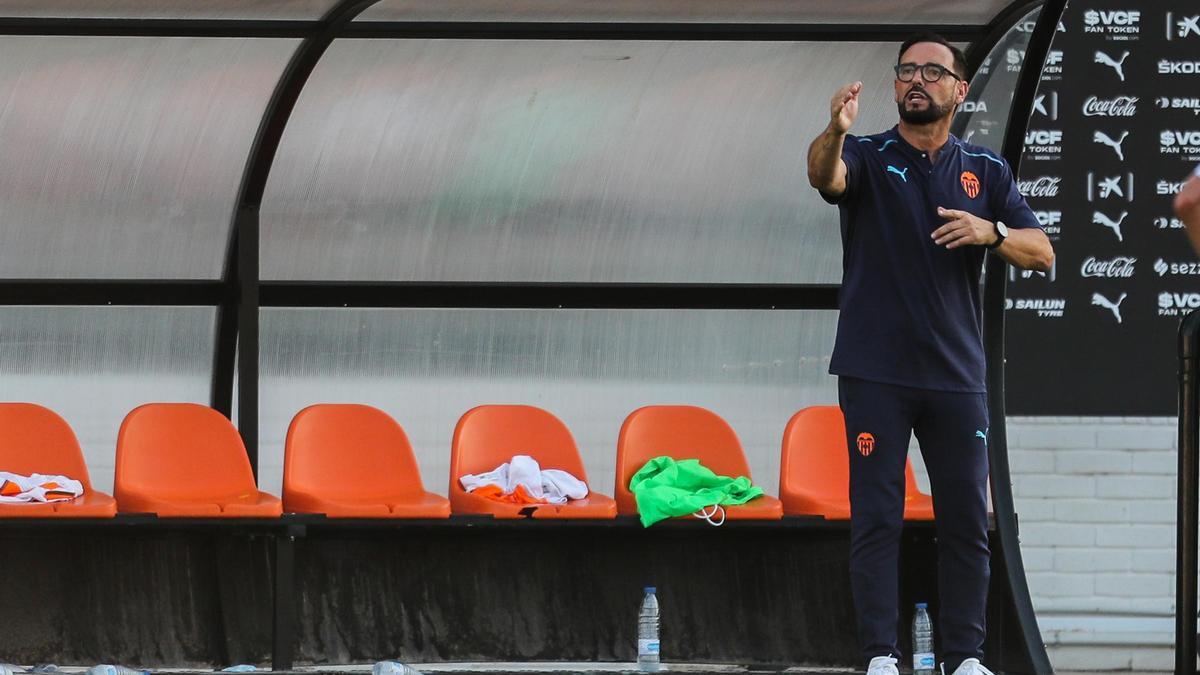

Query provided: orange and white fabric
[460,455,588,505]
[0,471,84,503]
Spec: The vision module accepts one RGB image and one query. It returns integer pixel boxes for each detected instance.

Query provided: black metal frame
[963,0,1043,79]
[341,22,988,41]
[211,240,240,418]
[0,17,988,41]
[213,0,388,472]
[259,282,840,310]
[0,279,224,305]
[984,1,1066,673]
[0,4,1063,672]
[0,18,314,38]
[1177,309,1200,675]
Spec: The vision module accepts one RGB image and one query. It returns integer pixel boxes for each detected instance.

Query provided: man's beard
[897,94,954,124]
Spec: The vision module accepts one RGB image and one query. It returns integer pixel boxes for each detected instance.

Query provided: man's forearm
[807,125,847,191]
[994,228,1054,272]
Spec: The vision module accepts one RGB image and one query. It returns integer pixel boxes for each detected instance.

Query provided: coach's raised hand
[807,81,863,197]
[830,81,862,134]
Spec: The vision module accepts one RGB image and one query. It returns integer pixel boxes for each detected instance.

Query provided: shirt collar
[888,125,958,160]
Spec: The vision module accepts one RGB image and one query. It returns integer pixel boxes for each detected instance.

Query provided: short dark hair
[898,32,968,79]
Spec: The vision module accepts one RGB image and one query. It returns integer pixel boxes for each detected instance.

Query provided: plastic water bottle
[637,586,661,672]
[86,666,148,675]
[372,661,423,675]
[912,602,935,675]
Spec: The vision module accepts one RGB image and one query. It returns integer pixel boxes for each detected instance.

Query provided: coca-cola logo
[1082,95,1139,117]
[1081,256,1137,278]
[1018,176,1061,197]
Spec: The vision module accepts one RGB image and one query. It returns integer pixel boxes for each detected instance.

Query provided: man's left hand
[932,207,995,249]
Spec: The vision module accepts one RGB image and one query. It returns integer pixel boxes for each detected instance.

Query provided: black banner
[996,1,1198,415]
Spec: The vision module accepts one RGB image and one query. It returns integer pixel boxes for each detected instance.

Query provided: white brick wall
[1004,416,1180,671]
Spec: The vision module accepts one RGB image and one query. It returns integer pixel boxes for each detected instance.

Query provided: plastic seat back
[0,403,95,490]
[285,404,427,501]
[451,405,590,490]
[116,403,258,503]
[780,405,929,518]
[451,405,616,519]
[780,406,850,505]
[615,405,753,513]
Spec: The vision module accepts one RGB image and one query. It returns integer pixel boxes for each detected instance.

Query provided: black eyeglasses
[894,62,963,83]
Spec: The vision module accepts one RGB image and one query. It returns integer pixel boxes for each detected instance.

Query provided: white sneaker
[866,656,899,675]
[950,658,995,675]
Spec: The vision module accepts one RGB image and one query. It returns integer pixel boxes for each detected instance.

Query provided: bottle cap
[915,602,927,609]
[644,586,656,594]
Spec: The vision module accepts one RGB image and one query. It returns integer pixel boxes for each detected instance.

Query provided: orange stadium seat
[283,404,450,518]
[615,405,783,520]
[115,403,281,517]
[0,403,116,518]
[780,405,935,520]
[449,405,615,519]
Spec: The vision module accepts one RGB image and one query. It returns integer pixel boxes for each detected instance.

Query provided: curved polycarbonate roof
[357,0,1019,25]
[0,0,1031,281]
[261,39,907,284]
[0,36,297,278]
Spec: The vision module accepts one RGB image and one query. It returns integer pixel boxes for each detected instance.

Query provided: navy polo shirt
[822,126,1041,393]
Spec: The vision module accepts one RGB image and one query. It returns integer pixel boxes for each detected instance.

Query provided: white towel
[460,455,589,504]
[0,471,84,503]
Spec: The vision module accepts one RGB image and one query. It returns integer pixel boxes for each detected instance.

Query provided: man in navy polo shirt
[806,32,1054,675]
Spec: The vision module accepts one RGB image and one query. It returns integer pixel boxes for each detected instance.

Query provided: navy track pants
[839,376,991,672]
